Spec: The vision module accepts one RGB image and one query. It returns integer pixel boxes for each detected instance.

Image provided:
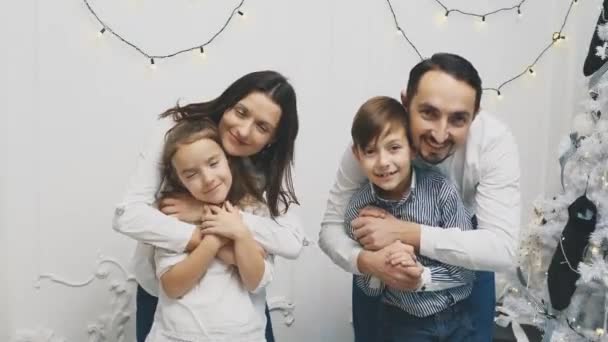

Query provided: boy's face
[353,125,413,200]
[172,138,232,205]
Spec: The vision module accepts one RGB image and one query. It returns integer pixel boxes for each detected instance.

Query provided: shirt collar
[369,167,417,206]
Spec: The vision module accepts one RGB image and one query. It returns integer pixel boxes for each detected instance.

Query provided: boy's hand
[387,244,417,267]
[358,241,423,291]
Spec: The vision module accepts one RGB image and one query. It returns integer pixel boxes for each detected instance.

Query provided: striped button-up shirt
[345,166,475,317]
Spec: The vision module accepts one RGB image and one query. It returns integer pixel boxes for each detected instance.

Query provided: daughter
[146,119,273,342]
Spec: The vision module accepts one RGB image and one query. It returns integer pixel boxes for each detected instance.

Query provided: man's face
[405,70,477,164]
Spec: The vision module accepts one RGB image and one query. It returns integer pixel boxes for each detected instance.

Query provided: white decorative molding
[267,296,296,326]
[15,254,136,342]
[12,329,66,342]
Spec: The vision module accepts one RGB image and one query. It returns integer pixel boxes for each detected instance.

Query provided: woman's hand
[159,193,204,224]
[200,202,251,241]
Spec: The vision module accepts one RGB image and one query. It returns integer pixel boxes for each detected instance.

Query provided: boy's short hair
[351,96,408,150]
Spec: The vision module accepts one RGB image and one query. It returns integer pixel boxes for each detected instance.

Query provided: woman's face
[219,91,282,157]
[172,138,232,205]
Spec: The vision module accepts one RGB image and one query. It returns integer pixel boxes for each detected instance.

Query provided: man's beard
[416,137,455,165]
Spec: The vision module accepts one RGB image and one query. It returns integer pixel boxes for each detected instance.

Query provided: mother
[113,70,304,342]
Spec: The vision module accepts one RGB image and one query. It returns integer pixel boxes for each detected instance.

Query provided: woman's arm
[240,207,304,259]
[112,118,198,253]
[157,234,226,299]
[163,194,307,259]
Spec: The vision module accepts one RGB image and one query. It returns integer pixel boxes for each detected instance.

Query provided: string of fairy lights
[84,0,583,96]
[84,0,247,67]
[387,0,579,97]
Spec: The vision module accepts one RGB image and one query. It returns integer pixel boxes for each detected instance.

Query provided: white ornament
[598,23,608,41]
[573,112,595,136]
[596,42,608,61]
[597,119,608,132]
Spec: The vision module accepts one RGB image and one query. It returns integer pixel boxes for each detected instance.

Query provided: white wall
[1,0,600,341]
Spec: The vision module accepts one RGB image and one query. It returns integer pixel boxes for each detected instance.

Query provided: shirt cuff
[350,246,364,275]
[419,224,444,260]
[415,265,432,291]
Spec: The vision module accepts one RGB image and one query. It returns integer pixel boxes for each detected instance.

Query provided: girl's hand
[216,243,236,265]
[159,193,204,224]
[200,202,251,241]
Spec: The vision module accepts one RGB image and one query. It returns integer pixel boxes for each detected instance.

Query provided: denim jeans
[352,278,384,342]
[352,271,495,342]
[381,298,475,342]
[135,285,276,342]
[464,271,496,342]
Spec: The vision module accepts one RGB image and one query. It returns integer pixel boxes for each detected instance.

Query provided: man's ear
[400,89,408,107]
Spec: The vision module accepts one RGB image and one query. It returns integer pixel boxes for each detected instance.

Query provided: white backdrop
[0,0,601,341]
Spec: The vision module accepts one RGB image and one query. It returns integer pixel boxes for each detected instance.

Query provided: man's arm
[113,118,197,253]
[418,132,521,272]
[318,146,367,274]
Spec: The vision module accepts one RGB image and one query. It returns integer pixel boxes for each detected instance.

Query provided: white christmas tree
[500,78,608,342]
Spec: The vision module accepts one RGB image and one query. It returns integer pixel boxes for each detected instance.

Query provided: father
[319,53,521,342]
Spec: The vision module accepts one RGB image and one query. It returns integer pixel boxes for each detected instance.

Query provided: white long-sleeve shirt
[113,117,305,296]
[319,111,521,275]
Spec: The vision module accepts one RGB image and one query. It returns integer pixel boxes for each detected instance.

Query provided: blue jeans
[135,285,276,342]
[464,271,496,342]
[382,297,475,342]
[352,279,384,342]
[352,272,495,342]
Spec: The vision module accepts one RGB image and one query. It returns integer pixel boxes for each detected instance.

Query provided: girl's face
[219,91,282,157]
[172,138,232,205]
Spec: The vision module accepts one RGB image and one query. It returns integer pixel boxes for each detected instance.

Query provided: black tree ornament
[547,195,597,311]
[584,0,608,76]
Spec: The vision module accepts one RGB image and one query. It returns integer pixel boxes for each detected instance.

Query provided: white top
[319,111,521,274]
[113,117,305,296]
[146,225,274,342]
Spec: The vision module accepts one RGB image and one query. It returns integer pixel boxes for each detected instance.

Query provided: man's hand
[353,206,422,251]
[353,206,401,250]
[159,193,204,224]
[357,241,423,291]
